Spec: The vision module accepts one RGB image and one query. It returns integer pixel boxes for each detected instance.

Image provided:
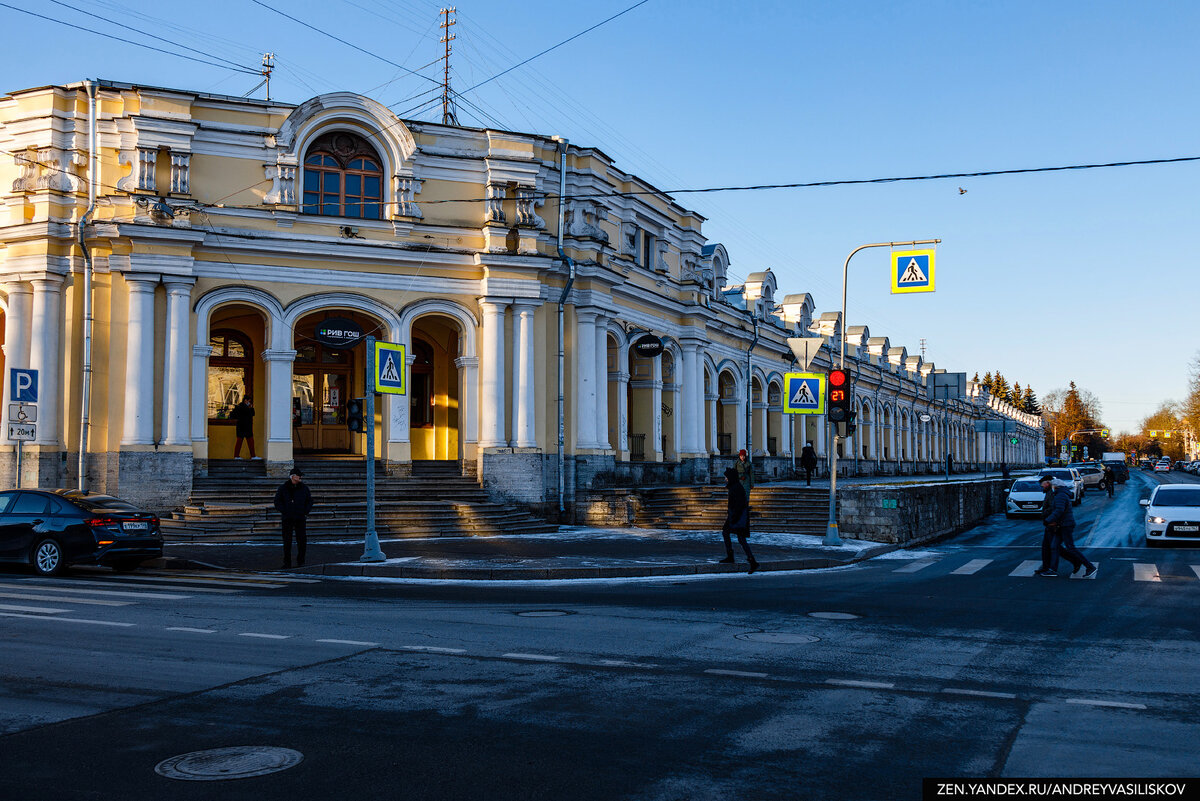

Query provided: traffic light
[845,409,857,437]
[828,368,851,423]
[346,398,364,433]
[1010,437,1019,445]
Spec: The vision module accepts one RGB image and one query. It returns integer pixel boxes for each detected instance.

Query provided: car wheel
[1073,495,1082,506]
[1097,480,1106,491]
[31,538,65,577]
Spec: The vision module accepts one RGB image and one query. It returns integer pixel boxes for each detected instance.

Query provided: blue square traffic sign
[9,368,38,403]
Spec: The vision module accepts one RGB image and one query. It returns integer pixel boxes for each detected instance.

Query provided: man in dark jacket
[1103,464,1115,497]
[799,442,818,486]
[1034,475,1097,578]
[718,466,758,573]
[274,467,313,568]
[230,396,259,460]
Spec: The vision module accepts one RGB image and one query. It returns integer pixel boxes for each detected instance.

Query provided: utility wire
[44,0,255,74]
[249,0,441,87]
[457,0,653,96]
[0,2,258,74]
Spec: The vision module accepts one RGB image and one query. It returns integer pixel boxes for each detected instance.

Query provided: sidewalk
[158,526,898,581]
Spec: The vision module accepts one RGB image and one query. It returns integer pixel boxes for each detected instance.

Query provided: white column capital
[261,348,297,363]
[454,356,479,369]
[123,275,157,291]
[575,308,601,323]
[2,280,32,296]
[29,274,65,290]
[193,344,214,358]
[163,277,195,293]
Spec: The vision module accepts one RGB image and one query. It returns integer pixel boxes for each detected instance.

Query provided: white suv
[1037,467,1084,506]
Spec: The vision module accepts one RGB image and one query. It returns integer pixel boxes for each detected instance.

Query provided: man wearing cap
[273,467,313,568]
[1034,474,1097,579]
[734,448,754,496]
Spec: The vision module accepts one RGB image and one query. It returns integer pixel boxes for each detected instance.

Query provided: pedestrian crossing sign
[784,372,825,415]
[373,341,406,395]
[891,249,935,294]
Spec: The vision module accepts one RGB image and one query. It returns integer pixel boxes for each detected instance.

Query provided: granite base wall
[114,451,194,512]
[837,478,1010,545]
[0,450,65,490]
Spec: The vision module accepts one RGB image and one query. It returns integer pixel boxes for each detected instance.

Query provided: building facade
[0,81,1042,514]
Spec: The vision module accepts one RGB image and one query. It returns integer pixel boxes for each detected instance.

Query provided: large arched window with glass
[208,330,254,423]
[302,131,384,219]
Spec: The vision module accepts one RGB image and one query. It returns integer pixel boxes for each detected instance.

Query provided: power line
[249,0,441,87]
[44,0,255,74]
[458,0,653,96]
[0,2,258,74]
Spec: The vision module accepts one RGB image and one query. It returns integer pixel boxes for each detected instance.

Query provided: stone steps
[634,483,829,533]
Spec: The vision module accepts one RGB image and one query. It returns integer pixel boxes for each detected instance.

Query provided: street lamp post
[826,239,941,547]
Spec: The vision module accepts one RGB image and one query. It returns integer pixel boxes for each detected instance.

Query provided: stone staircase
[163,458,557,541]
[633,482,829,535]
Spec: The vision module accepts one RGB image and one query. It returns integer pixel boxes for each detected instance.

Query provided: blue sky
[5,0,1195,431]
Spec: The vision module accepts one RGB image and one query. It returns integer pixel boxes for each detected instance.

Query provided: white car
[1037,467,1084,506]
[1005,478,1047,519]
[1154,458,1171,473]
[1142,485,1200,546]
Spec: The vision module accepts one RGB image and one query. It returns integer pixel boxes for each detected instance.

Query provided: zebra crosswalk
[884,556,1200,583]
[0,569,317,619]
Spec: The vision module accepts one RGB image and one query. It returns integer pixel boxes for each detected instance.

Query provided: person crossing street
[274,467,313,569]
[1034,474,1097,579]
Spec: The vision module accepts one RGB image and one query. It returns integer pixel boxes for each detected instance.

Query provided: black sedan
[0,489,162,576]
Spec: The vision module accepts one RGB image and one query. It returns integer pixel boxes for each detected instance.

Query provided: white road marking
[238,633,291,640]
[0,591,131,606]
[826,679,895,690]
[1133,563,1161,582]
[10,578,239,594]
[942,688,1018,700]
[396,645,466,654]
[316,639,380,647]
[0,612,134,626]
[894,560,937,573]
[0,582,189,600]
[100,574,287,588]
[705,669,769,678]
[951,559,992,575]
[503,653,561,662]
[598,660,659,669]
[1009,560,1041,577]
[1191,565,1200,580]
[1066,698,1147,710]
[0,603,68,614]
[166,627,217,634]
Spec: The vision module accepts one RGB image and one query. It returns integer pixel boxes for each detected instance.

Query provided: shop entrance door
[292,369,351,452]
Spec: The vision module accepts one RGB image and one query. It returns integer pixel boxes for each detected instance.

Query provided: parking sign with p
[10,368,38,403]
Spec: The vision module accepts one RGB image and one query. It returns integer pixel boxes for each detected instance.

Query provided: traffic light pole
[361,335,385,562]
[826,239,941,547]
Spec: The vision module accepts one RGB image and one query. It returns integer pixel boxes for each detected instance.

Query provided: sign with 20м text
[891,250,935,294]
[373,342,406,395]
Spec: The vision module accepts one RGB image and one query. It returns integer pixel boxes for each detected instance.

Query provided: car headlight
[1149,516,1166,524]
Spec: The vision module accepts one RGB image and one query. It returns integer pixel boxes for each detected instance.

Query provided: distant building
[0,80,1041,512]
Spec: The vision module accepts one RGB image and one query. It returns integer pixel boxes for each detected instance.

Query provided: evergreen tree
[1022,386,1040,414]
[1010,381,1022,407]
[972,372,980,384]
[992,373,1011,400]
[982,372,994,393]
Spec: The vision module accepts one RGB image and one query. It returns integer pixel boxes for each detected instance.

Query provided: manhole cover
[736,632,820,644]
[515,610,571,617]
[155,746,304,781]
[807,612,860,620]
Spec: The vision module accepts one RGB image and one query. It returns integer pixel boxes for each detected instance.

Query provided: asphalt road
[1,468,1197,801]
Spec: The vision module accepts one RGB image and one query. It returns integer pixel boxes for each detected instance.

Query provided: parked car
[1037,467,1084,506]
[1067,463,1107,492]
[1005,478,1048,519]
[1154,458,1171,473]
[1174,460,1189,471]
[1189,461,1200,475]
[1142,485,1200,546]
[0,489,162,576]
[1139,459,1152,469]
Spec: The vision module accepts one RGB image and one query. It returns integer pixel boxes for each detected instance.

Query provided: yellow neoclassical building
[0,80,1042,513]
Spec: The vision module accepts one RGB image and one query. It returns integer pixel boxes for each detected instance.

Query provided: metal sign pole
[361,335,385,562]
[15,440,21,489]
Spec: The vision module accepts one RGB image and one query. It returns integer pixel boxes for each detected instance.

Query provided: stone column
[594,316,611,450]
[650,351,663,460]
[455,356,478,450]
[680,343,701,455]
[756,395,768,456]
[574,309,598,449]
[2,282,32,446]
[29,276,64,447]
[163,280,194,446]
[616,370,630,456]
[262,349,296,463]
[478,300,508,448]
[191,345,213,445]
[513,303,538,448]
[707,394,718,454]
[120,277,156,446]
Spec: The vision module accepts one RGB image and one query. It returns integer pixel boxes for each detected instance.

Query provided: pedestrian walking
[1103,464,1115,497]
[230,396,260,460]
[718,466,758,573]
[800,442,818,486]
[273,467,313,568]
[1034,475,1097,579]
[734,449,754,496]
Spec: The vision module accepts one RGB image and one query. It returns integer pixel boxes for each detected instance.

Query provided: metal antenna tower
[439,7,459,125]
[262,53,275,101]
[919,338,927,359]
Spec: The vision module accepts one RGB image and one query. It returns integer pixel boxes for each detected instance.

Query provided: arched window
[302,131,384,219]
[208,330,254,423]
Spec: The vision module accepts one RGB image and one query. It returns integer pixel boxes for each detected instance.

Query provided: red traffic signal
[828,368,851,422]
[829,369,847,387]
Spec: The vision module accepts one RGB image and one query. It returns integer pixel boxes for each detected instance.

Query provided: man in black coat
[273,467,313,568]
[799,442,818,486]
[230,396,259,459]
[718,466,758,573]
